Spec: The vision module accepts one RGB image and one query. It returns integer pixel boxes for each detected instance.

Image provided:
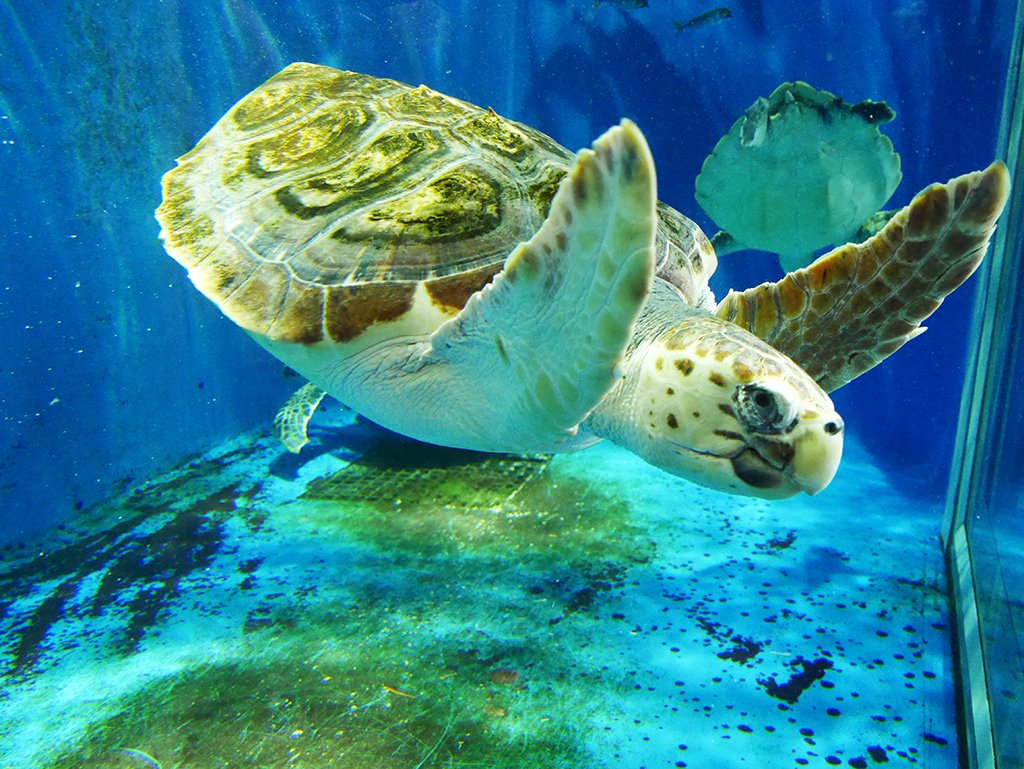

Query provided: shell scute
[159,175,215,253]
[425,263,504,313]
[389,85,475,124]
[157,64,715,348]
[229,63,353,131]
[365,165,502,242]
[274,128,447,221]
[459,108,532,158]
[231,105,373,187]
[225,263,292,336]
[324,283,417,343]
[269,284,326,345]
[525,165,569,219]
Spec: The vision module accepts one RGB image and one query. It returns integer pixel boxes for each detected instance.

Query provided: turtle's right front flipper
[424,120,658,452]
[717,161,1010,393]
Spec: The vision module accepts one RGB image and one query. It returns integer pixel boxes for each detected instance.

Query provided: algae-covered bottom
[0,409,956,768]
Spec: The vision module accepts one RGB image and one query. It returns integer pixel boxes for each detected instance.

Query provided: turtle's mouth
[661,420,841,499]
[703,437,832,497]
[665,440,801,499]
[735,421,843,496]
[731,448,788,490]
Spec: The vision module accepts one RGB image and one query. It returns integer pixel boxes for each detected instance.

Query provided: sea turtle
[696,81,903,272]
[157,63,1008,500]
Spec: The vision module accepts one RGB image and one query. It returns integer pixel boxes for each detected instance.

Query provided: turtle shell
[695,81,902,267]
[158,63,715,347]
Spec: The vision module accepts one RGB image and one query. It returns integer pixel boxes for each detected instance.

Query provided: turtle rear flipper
[273,382,328,453]
[716,161,1011,393]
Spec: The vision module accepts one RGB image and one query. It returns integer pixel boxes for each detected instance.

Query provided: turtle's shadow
[267,413,494,480]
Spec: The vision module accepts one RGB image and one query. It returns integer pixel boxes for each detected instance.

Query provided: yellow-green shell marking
[157,63,715,347]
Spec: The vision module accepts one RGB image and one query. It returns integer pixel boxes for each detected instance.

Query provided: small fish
[594,0,649,9]
[673,7,732,33]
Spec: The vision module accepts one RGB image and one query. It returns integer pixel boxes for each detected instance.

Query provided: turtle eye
[734,384,795,435]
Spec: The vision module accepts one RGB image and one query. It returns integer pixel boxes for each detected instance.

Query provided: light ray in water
[0,0,61,110]
[220,0,285,71]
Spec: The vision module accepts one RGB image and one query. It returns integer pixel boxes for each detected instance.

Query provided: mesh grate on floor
[302,440,552,511]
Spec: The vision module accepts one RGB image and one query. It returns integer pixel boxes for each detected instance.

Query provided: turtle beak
[736,412,844,497]
[788,415,844,495]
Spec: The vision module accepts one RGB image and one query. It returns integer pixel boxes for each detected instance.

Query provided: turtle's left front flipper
[716,161,1010,393]
[426,120,657,451]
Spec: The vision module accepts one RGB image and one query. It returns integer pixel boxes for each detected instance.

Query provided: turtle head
[622,314,843,499]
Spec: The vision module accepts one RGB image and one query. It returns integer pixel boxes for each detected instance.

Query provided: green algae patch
[51,636,596,769]
[8,430,652,769]
[298,436,653,565]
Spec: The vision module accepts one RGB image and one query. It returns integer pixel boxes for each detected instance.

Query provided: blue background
[0,0,1015,543]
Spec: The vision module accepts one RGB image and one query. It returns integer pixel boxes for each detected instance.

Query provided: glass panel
[946,0,1024,764]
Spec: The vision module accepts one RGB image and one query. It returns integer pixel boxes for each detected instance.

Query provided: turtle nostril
[824,420,843,436]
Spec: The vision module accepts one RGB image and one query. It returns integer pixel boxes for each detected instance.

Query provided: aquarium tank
[0,1,1021,767]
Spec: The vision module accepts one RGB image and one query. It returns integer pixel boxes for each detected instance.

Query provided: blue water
[0,2,1019,766]
[0,0,1015,540]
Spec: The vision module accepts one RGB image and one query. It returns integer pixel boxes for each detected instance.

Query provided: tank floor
[0,409,957,768]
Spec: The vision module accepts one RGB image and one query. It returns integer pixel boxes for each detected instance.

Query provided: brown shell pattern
[157,63,714,345]
[716,161,1010,393]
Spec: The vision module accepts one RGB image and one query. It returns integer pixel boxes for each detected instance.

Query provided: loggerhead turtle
[696,81,903,272]
[157,63,1008,500]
